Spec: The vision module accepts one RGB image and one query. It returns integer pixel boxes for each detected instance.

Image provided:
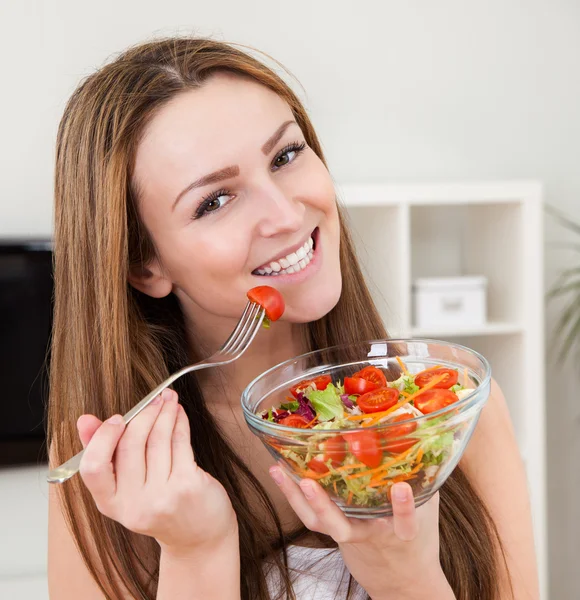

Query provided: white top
[265,544,368,600]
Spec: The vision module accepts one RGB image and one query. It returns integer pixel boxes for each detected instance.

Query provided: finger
[297,478,360,543]
[145,389,180,483]
[115,391,165,490]
[79,415,126,510]
[77,415,103,449]
[170,404,195,475]
[391,482,418,541]
[269,466,319,532]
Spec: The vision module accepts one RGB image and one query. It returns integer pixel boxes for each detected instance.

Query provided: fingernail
[161,388,174,402]
[392,484,410,502]
[269,467,283,485]
[108,415,124,425]
[301,480,315,499]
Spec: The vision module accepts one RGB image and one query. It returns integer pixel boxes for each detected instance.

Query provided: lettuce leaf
[306,384,344,421]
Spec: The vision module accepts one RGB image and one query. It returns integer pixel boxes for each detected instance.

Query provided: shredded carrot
[300,469,329,480]
[333,481,338,495]
[334,462,367,472]
[305,416,318,428]
[347,491,353,505]
[399,390,411,398]
[346,373,446,423]
[346,444,418,480]
[416,448,424,464]
[423,364,443,371]
[396,356,409,375]
[369,462,424,488]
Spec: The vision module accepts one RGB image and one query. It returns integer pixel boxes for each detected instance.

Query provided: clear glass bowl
[241,339,491,518]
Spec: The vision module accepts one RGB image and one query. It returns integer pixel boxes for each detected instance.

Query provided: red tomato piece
[381,413,418,453]
[344,376,380,396]
[352,365,387,388]
[414,389,459,414]
[320,435,346,464]
[345,430,382,468]
[307,458,331,474]
[414,368,458,389]
[357,387,399,414]
[277,414,310,428]
[247,286,285,321]
[290,374,332,398]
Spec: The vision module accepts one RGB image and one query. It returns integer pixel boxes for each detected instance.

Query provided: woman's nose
[253,182,306,238]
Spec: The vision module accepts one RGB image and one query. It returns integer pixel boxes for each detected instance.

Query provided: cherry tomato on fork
[247,286,285,321]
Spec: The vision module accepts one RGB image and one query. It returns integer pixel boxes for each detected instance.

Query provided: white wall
[1,1,579,598]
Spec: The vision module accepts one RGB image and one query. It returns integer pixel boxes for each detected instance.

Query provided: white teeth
[255,234,316,275]
[287,252,299,266]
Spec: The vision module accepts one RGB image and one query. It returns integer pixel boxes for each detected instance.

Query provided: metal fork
[47,301,266,484]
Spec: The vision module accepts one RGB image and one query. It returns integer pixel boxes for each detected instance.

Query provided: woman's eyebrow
[261,120,297,155]
[172,120,298,211]
[172,165,239,211]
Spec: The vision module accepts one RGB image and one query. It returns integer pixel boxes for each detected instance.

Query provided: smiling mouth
[252,228,318,276]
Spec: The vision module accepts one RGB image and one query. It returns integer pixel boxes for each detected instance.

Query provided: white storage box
[413,276,487,329]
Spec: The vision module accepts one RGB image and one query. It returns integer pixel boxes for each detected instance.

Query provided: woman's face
[131,73,341,327]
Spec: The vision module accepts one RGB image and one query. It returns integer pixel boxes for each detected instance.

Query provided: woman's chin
[282,284,342,324]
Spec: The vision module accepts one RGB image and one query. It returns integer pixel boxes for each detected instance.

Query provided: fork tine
[232,306,265,356]
[220,301,254,353]
[226,304,264,357]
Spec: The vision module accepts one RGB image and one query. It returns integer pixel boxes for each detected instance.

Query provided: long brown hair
[48,37,509,600]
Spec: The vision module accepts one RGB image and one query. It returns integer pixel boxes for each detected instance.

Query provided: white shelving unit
[339,181,546,598]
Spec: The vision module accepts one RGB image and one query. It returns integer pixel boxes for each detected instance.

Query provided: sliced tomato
[381,414,418,453]
[277,414,310,428]
[357,387,399,414]
[414,368,458,389]
[305,437,346,474]
[247,286,285,321]
[344,376,380,395]
[345,430,382,468]
[414,389,459,414]
[320,435,346,464]
[353,365,387,388]
[290,374,332,398]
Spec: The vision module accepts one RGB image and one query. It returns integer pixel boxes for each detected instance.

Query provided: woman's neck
[184,308,308,407]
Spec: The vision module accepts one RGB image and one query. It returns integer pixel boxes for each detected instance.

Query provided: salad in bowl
[241,339,491,518]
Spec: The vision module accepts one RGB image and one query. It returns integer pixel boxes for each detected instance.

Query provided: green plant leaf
[551,295,580,363]
[545,205,580,236]
[547,278,580,300]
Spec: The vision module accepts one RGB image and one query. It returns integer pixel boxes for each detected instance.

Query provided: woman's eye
[205,194,229,212]
[273,150,295,169]
[193,191,233,220]
[272,143,306,171]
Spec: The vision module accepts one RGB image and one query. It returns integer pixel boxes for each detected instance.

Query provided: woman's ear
[128,260,173,298]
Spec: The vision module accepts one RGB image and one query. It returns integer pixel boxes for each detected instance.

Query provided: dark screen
[0,241,52,465]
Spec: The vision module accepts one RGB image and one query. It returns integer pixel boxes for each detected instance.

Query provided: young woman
[47,37,539,600]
